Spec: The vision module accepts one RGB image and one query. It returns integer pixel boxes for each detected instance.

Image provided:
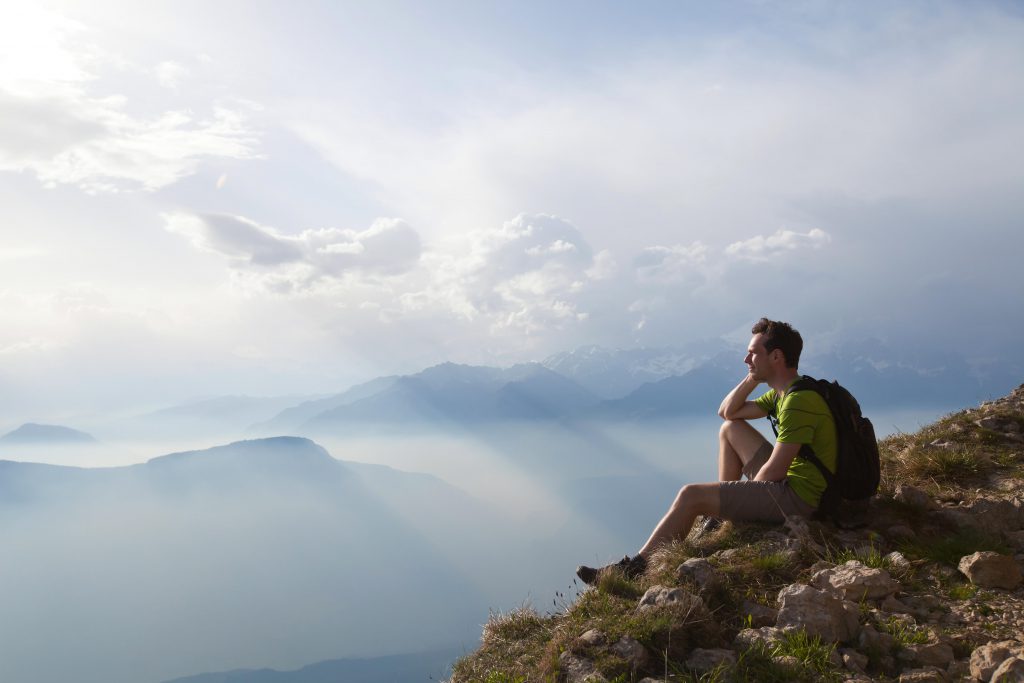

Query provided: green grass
[734,630,842,682]
[879,616,930,648]
[946,582,978,600]
[899,528,1011,566]
[751,551,791,573]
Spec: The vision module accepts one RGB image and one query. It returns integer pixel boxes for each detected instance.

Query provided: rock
[895,484,936,509]
[859,624,896,653]
[901,641,955,668]
[840,647,869,673]
[739,599,778,627]
[685,648,736,674]
[972,641,1024,681]
[677,558,723,592]
[898,667,948,682]
[611,636,648,668]
[992,657,1024,682]
[1008,531,1024,551]
[958,551,1023,590]
[772,654,801,668]
[881,594,912,614]
[929,439,956,450]
[734,626,786,649]
[977,416,1009,431]
[715,548,741,561]
[885,551,913,570]
[969,498,1024,534]
[811,560,901,600]
[578,629,606,647]
[559,652,604,683]
[637,586,707,618]
[776,583,860,642]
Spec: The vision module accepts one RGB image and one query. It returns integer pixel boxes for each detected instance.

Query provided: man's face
[745,333,774,380]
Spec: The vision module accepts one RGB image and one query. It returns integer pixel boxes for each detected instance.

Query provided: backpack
[767,376,880,527]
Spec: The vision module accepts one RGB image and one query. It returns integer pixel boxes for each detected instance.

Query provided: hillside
[450,384,1024,682]
[0,422,96,444]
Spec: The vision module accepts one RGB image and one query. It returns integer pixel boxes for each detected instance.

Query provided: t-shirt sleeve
[754,389,777,415]
[775,391,826,444]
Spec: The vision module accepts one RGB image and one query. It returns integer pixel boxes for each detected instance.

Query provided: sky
[2,0,1023,421]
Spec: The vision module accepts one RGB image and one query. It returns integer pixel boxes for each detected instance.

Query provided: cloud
[0,7,259,193]
[634,242,709,285]
[725,228,831,262]
[155,60,188,89]
[164,213,423,290]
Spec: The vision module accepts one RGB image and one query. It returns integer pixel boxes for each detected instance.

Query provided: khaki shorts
[718,439,816,523]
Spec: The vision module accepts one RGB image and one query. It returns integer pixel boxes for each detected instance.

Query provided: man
[576,318,836,585]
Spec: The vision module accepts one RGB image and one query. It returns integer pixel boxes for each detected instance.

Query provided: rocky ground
[449,385,1024,682]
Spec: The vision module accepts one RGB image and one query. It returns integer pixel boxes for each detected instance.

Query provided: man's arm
[753,441,802,481]
[718,375,769,420]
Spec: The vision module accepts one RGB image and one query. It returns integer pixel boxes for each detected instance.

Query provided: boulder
[992,657,1024,682]
[734,626,786,649]
[958,552,1023,590]
[578,629,606,647]
[972,641,1024,681]
[559,652,605,683]
[677,558,723,593]
[898,667,948,682]
[637,586,707,618]
[969,498,1024,534]
[899,641,954,668]
[895,484,937,510]
[611,636,649,668]
[840,647,869,673]
[685,647,736,674]
[858,623,896,653]
[776,583,860,642]
[739,599,779,627]
[811,560,900,600]
[885,551,913,570]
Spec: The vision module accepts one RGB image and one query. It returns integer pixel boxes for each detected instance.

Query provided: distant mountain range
[0,423,96,444]
[161,647,461,683]
[236,340,1017,436]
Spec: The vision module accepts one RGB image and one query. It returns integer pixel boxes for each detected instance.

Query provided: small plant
[946,582,977,600]
[752,551,791,573]
[880,616,929,648]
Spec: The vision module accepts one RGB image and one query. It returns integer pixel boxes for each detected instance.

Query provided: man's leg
[719,420,771,481]
[637,482,720,558]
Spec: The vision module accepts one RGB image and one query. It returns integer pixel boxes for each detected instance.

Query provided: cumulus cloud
[634,242,709,285]
[164,213,422,290]
[725,228,831,262]
[0,7,259,193]
[155,61,188,89]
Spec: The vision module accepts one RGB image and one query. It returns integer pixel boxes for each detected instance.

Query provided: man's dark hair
[751,318,802,368]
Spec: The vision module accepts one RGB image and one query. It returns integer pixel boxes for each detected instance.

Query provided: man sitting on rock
[577,318,837,584]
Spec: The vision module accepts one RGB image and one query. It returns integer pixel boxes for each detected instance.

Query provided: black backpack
[767,376,880,527]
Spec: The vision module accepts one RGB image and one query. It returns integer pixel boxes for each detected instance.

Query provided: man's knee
[673,483,718,512]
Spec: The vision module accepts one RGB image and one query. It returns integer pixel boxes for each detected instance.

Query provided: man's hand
[718,374,768,421]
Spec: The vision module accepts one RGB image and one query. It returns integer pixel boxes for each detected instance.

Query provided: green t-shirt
[754,377,838,507]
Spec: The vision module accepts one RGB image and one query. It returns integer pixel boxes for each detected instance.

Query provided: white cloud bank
[725,228,831,262]
[0,6,258,193]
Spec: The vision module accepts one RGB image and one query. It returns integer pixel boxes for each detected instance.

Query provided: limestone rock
[811,560,900,600]
[899,641,955,668]
[885,551,913,570]
[896,484,937,510]
[898,667,948,682]
[970,498,1024,534]
[776,583,860,642]
[637,585,706,618]
[959,552,1023,590]
[840,647,869,673]
[992,657,1024,682]
[734,626,786,649]
[739,599,778,627]
[578,629,606,647]
[611,636,648,668]
[685,647,736,674]
[858,623,896,653]
[677,558,723,593]
[559,652,604,683]
[972,641,1024,682]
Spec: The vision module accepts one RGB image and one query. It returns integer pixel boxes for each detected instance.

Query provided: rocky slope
[450,385,1024,683]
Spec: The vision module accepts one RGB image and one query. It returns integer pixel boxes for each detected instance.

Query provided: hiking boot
[576,554,647,586]
[692,515,723,539]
